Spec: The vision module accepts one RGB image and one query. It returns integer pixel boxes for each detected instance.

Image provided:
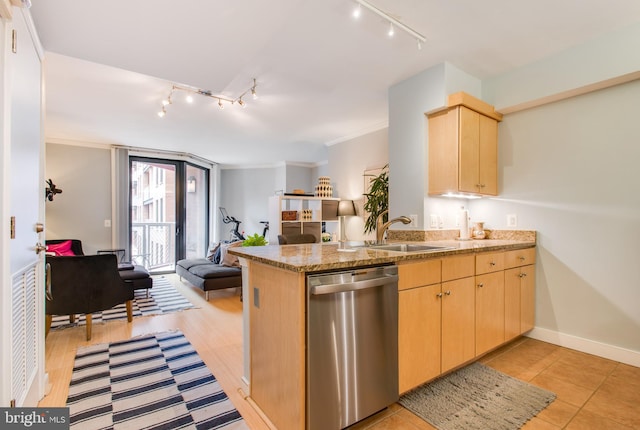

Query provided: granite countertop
[229,231,536,273]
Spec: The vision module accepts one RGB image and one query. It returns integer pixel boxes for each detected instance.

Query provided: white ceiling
[29,0,640,166]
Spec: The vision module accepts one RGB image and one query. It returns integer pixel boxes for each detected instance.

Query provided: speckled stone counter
[229,230,536,273]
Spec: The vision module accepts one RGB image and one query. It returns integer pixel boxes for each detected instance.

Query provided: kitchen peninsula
[229,231,536,430]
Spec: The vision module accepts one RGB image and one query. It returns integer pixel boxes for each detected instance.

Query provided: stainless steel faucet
[376,210,412,243]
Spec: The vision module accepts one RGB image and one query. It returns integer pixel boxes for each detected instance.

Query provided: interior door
[1,8,46,407]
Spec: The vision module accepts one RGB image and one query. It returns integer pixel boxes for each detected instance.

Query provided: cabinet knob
[489,261,496,266]
[519,272,527,278]
[444,290,451,296]
[519,256,526,261]
[436,292,443,298]
[477,283,484,288]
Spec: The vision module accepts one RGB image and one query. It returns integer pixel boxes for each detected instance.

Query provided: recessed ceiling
[29,0,640,166]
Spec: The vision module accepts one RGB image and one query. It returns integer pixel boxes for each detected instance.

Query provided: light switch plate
[429,214,438,228]
[507,214,518,227]
[409,214,418,227]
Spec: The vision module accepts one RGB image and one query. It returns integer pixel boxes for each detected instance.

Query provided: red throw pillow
[46,240,75,256]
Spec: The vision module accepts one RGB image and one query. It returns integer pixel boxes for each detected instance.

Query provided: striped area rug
[50,276,195,330]
[67,330,247,429]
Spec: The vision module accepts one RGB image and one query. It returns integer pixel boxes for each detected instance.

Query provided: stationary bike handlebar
[219,207,245,240]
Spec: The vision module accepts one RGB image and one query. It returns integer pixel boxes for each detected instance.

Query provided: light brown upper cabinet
[427,92,503,196]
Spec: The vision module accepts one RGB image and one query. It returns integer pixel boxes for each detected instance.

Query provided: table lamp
[337,200,357,243]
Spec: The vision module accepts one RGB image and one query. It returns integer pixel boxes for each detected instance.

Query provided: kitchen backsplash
[387,229,536,242]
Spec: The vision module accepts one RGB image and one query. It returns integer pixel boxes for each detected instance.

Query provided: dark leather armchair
[277,233,317,244]
[45,254,134,340]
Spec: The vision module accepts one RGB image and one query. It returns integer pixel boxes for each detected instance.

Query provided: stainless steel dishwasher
[306,265,399,430]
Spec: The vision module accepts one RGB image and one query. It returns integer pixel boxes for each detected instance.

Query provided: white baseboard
[526,327,640,368]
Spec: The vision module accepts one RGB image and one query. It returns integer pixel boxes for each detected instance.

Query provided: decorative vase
[314,177,333,197]
[473,222,486,239]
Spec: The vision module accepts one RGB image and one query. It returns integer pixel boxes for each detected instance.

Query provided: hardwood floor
[40,274,640,429]
[39,274,271,430]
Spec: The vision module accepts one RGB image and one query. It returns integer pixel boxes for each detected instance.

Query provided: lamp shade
[337,200,357,217]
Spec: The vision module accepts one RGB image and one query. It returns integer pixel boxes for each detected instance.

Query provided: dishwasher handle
[310,273,398,295]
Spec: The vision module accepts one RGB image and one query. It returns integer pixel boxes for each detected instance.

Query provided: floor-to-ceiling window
[129,157,209,273]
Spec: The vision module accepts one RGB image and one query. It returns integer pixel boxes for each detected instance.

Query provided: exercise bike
[219,207,245,242]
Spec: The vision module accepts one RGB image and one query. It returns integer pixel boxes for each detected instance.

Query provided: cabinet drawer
[476,251,504,274]
[442,254,475,282]
[398,259,441,290]
[505,247,536,269]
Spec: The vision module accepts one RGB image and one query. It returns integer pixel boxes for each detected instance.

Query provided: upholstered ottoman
[118,263,153,296]
[176,258,242,300]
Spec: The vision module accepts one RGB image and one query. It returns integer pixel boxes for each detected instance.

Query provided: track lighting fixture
[351,0,426,49]
[158,78,258,118]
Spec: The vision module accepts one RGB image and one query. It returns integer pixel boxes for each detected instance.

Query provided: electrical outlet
[409,214,418,227]
[429,214,438,228]
[507,214,517,227]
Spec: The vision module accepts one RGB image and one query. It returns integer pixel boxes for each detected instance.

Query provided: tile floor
[349,337,640,429]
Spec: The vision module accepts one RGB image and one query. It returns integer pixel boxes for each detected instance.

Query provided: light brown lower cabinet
[475,270,505,356]
[504,247,537,340]
[398,284,441,393]
[440,276,475,373]
[398,255,475,393]
[398,247,535,394]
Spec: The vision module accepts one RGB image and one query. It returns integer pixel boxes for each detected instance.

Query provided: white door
[0,7,45,407]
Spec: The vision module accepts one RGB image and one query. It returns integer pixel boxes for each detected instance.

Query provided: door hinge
[11,29,17,53]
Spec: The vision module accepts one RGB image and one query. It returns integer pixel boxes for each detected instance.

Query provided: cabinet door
[427,108,459,195]
[478,113,498,195]
[441,277,475,373]
[398,284,441,393]
[475,271,505,355]
[520,265,536,333]
[458,106,481,193]
[504,267,521,341]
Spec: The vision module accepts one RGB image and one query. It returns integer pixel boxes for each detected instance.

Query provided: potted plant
[363,164,389,234]
[242,233,268,246]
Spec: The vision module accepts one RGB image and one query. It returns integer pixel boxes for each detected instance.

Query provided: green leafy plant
[363,165,389,234]
[242,233,268,246]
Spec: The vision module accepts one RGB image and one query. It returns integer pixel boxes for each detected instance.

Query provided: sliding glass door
[130,157,209,273]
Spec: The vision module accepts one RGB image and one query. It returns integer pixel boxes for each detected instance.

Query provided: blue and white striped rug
[67,330,247,429]
[50,276,195,330]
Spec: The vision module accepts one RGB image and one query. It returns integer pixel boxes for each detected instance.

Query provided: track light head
[352,4,361,19]
[388,22,394,37]
[238,98,246,107]
[218,99,224,109]
[158,107,166,118]
[186,95,194,103]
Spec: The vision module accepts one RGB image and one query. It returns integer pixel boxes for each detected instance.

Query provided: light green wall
[383,23,640,361]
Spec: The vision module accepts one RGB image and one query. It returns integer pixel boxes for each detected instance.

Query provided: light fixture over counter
[158,78,258,118]
[351,0,426,50]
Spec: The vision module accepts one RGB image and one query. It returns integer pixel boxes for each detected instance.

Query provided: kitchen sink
[367,243,455,253]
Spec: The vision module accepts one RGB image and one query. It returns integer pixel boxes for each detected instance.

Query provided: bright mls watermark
[0,408,69,429]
